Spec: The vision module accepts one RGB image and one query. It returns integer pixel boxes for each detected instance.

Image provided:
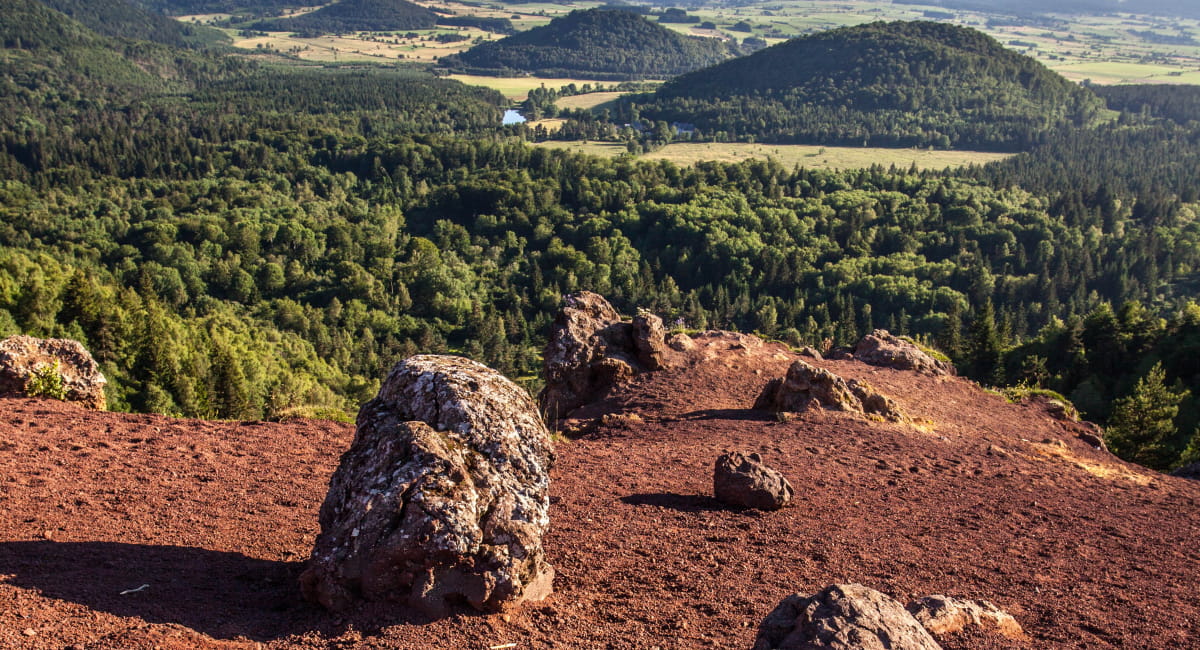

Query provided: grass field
[232,28,492,63]
[447,75,626,100]
[556,91,627,110]
[532,141,1012,170]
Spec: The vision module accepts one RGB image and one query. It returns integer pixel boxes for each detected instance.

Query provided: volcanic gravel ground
[1,333,1198,649]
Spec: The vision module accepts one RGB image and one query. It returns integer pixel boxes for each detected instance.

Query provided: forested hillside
[135,0,325,14]
[253,0,437,34]
[626,21,1105,150]
[36,0,227,48]
[440,9,741,80]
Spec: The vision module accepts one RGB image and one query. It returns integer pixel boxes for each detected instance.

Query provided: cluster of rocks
[754,359,906,422]
[0,335,107,410]
[299,355,555,617]
[754,584,1025,649]
[539,292,676,419]
[853,329,955,376]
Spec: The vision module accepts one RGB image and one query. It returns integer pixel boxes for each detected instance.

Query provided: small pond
[502,109,526,125]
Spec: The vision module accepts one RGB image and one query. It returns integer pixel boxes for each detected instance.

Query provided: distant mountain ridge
[441,8,741,80]
[628,21,1104,150]
[253,0,437,33]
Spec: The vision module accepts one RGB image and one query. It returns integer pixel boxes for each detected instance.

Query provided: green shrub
[26,361,68,400]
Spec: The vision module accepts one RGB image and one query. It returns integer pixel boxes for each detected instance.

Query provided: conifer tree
[1105,362,1188,470]
[967,299,1003,385]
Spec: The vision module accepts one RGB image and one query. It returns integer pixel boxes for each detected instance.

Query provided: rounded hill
[441,8,741,80]
[631,21,1105,150]
[254,0,437,34]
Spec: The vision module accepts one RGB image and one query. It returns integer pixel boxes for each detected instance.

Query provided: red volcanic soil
[2,332,1199,649]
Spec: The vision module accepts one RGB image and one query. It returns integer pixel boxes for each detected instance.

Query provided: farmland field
[556,91,628,111]
[448,75,627,100]
[531,141,1013,170]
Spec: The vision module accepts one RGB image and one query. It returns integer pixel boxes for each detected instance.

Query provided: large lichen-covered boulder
[754,584,943,650]
[754,360,905,421]
[300,355,555,617]
[540,292,672,418]
[0,335,107,410]
[854,330,954,376]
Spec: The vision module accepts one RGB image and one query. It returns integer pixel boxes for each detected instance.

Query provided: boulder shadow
[0,540,426,641]
[679,408,774,422]
[620,493,723,512]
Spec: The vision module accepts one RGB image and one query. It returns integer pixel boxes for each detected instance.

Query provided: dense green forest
[252,0,437,34]
[625,21,1105,150]
[440,9,741,80]
[135,0,325,15]
[35,0,228,48]
[3,3,1200,470]
[1094,84,1200,126]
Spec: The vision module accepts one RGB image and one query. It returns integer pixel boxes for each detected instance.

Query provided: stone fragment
[799,346,823,360]
[754,361,905,421]
[754,584,943,650]
[0,335,107,410]
[854,329,954,376]
[667,332,696,352]
[713,452,793,510]
[907,595,1027,641]
[632,311,668,370]
[300,355,554,617]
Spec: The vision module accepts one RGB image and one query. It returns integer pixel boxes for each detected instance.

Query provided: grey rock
[713,452,793,510]
[540,292,675,418]
[0,335,107,410]
[854,330,954,376]
[300,355,554,617]
[632,311,668,370]
[754,361,906,421]
[754,584,943,650]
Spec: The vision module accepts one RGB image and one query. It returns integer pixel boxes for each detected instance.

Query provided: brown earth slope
[1,333,1198,649]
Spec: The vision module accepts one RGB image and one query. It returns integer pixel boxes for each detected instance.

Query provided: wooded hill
[626,21,1105,150]
[36,0,227,48]
[440,8,741,80]
[253,0,437,34]
[135,0,325,15]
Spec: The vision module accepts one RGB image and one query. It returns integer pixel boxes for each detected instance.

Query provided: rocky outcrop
[713,452,793,510]
[300,355,554,617]
[0,335,107,410]
[540,292,671,418]
[754,360,906,421]
[1173,461,1200,480]
[854,330,954,376]
[907,595,1026,641]
[754,584,942,650]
